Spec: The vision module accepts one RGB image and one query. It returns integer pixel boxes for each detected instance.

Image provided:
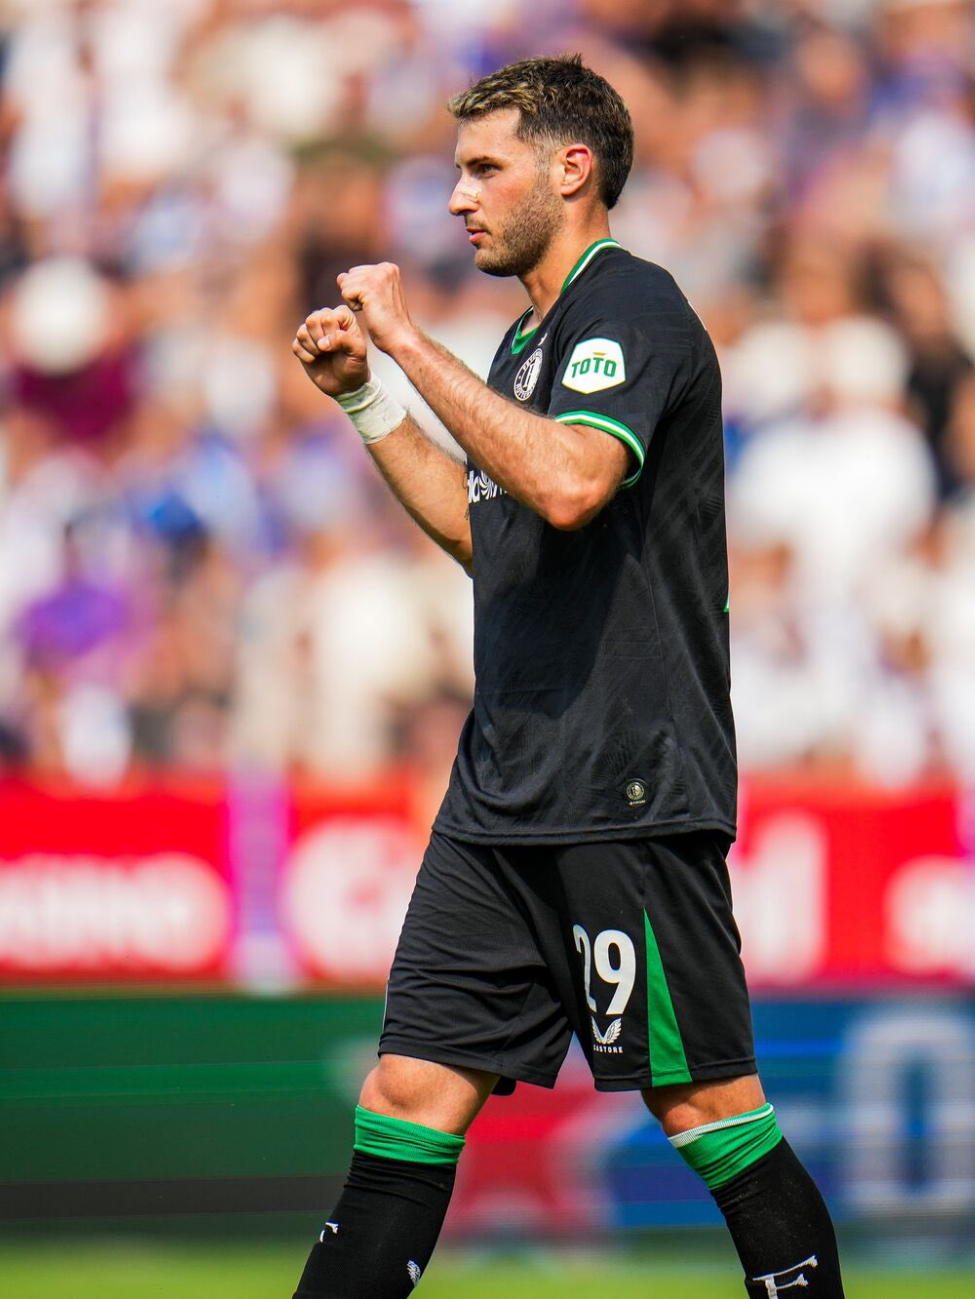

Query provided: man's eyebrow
[454,153,505,170]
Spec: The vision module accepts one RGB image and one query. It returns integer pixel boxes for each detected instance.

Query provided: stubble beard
[474,175,563,279]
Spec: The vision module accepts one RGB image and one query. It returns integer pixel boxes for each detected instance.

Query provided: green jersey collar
[511,237,622,355]
[561,237,621,292]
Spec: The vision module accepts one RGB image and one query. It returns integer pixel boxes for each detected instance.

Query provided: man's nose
[449,180,481,215]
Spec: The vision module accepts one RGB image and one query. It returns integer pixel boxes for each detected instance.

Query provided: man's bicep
[560,421,632,495]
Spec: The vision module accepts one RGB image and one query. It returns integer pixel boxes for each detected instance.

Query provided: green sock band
[669,1102,783,1190]
[354,1105,466,1167]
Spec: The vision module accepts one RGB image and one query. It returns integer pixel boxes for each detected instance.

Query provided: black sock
[293,1150,456,1298]
[711,1137,845,1297]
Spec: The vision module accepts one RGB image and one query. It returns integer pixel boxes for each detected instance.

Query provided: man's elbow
[541,479,613,531]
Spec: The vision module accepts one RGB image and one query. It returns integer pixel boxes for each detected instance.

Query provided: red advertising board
[0,777,232,980]
[280,773,423,987]
[0,774,971,987]
[732,777,973,986]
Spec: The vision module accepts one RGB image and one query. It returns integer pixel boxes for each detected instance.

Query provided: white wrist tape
[335,377,406,445]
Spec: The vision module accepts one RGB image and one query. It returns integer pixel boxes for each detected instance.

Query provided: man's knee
[642,1073,766,1137]
[358,1054,497,1136]
[646,1074,785,1200]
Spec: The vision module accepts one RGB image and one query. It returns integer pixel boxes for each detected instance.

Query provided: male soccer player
[290,55,845,1299]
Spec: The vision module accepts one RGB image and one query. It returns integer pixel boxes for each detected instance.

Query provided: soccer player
[290,55,845,1299]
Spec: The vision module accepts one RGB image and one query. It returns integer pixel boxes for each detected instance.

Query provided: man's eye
[476,164,497,176]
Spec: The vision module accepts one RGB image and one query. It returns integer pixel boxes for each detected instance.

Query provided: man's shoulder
[579,246,683,296]
[559,248,693,336]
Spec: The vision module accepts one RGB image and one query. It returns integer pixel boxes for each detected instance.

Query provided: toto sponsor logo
[282,817,417,983]
[0,853,231,972]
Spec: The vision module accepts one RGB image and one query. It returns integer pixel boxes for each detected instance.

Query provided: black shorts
[380,830,756,1093]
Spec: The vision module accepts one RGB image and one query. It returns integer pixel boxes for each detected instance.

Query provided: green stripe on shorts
[644,909,693,1086]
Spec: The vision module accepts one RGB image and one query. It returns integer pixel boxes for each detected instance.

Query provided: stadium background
[0,0,973,1294]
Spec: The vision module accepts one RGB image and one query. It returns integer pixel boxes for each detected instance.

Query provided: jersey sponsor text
[467,468,505,504]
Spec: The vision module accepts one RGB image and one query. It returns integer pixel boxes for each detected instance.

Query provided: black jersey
[434,239,736,844]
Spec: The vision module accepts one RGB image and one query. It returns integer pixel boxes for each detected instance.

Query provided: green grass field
[1,1242,972,1297]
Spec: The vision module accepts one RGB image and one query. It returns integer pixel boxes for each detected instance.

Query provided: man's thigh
[533,831,757,1093]
[379,832,574,1090]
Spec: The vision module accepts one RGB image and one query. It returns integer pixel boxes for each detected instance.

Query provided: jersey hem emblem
[625,779,647,805]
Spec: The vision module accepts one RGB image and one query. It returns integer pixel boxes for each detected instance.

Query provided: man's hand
[292,305,369,397]
[337,262,418,357]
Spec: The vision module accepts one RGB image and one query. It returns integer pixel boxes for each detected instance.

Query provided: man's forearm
[392,330,601,527]
[328,262,627,530]
[367,414,473,571]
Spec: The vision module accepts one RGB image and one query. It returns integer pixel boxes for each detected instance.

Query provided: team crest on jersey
[562,338,626,394]
[514,346,544,402]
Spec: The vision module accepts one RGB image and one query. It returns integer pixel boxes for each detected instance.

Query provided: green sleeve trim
[554,410,645,488]
[354,1105,465,1167]
[669,1104,783,1190]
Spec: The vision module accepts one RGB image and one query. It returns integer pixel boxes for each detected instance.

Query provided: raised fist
[292,304,369,397]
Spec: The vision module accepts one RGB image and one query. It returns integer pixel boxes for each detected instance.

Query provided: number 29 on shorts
[572,924,636,1016]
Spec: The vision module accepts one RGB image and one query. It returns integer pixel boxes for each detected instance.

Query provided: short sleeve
[547,305,689,489]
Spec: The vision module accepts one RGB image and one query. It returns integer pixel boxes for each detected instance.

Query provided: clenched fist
[336,262,417,356]
[292,304,369,398]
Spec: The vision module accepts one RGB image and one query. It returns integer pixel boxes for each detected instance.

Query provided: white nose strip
[457,183,481,201]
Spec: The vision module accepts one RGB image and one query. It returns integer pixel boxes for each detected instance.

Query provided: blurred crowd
[0,0,973,790]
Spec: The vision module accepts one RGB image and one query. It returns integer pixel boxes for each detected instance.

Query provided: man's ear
[558,143,595,197]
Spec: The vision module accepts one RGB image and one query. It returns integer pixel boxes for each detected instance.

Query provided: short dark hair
[449,54,634,210]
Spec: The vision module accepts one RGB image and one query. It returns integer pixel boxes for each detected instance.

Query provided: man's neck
[520,220,613,325]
